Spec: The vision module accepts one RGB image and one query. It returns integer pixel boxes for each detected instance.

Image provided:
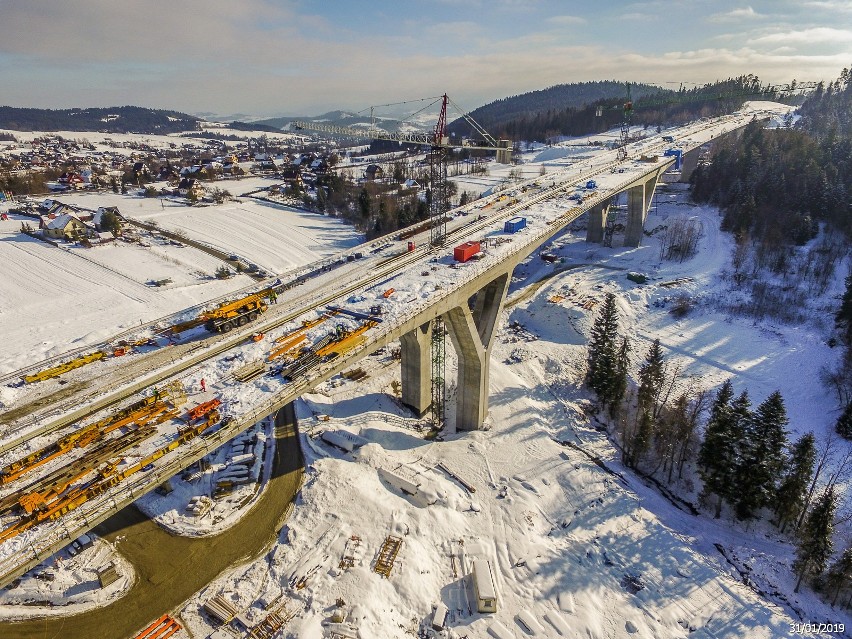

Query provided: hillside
[449,80,665,133]
[453,76,791,142]
[0,106,200,134]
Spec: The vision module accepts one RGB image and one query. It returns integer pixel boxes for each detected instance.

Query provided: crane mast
[293,93,508,432]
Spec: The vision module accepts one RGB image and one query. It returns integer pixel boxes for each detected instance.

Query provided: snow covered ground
[0,533,133,620]
[0,187,361,375]
[4,103,844,637]
[163,183,848,639]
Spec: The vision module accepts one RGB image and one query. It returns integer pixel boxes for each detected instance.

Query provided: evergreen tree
[625,339,666,468]
[794,486,837,593]
[586,293,621,411]
[637,339,666,419]
[609,336,630,417]
[697,381,738,517]
[824,544,852,607]
[836,275,852,345]
[835,402,852,440]
[357,187,371,223]
[774,432,817,533]
[735,391,788,519]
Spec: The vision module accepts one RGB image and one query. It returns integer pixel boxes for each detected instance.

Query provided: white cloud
[753,27,852,44]
[802,0,852,12]
[0,0,846,115]
[709,6,762,23]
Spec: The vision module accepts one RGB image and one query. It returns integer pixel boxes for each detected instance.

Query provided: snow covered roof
[45,213,82,229]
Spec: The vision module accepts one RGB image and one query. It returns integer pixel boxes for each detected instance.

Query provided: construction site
[0,101,835,639]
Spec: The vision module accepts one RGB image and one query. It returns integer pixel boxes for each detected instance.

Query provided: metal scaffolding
[429,147,449,247]
[430,316,446,429]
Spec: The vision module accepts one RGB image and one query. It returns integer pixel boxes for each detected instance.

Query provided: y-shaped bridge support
[399,272,510,430]
[445,272,510,431]
[624,174,659,247]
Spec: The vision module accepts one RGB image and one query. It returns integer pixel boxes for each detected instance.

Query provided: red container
[454,241,481,263]
[407,241,416,252]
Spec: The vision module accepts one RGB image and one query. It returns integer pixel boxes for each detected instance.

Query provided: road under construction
[0,110,764,589]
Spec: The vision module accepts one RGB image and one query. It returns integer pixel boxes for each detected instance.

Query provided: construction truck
[201,292,269,333]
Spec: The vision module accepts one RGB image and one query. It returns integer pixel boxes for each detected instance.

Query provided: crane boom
[291,119,505,151]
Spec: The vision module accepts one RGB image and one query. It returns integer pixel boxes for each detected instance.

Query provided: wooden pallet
[248,602,296,639]
[373,535,403,578]
[339,535,362,569]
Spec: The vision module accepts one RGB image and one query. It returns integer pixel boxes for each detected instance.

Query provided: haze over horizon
[1,0,850,118]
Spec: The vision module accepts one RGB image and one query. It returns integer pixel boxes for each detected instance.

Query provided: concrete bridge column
[624,175,658,247]
[679,147,700,183]
[586,203,608,243]
[445,273,510,431]
[399,320,432,416]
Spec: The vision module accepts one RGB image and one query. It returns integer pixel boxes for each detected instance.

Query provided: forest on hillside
[0,106,200,134]
[691,71,852,243]
[452,76,792,142]
[448,80,663,134]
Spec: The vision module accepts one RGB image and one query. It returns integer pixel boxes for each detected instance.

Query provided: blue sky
[0,0,850,117]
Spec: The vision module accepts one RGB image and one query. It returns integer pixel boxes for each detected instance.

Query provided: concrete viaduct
[0,114,753,587]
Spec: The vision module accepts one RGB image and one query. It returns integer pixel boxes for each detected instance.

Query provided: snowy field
[5,103,844,637]
[171,184,840,639]
[0,188,361,375]
[163,184,849,638]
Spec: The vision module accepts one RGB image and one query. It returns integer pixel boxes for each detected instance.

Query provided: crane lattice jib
[291,121,437,145]
[292,110,503,152]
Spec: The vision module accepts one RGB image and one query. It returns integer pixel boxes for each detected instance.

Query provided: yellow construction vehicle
[23,351,106,384]
[200,291,270,333]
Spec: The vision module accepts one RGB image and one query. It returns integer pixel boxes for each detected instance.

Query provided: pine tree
[835,402,852,440]
[735,391,788,520]
[836,274,852,345]
[637,339,666,418]
[587,293,621,411]
[774,432,817,533]
[794,486,837,593]
[610,336,630,416]
[824,544,852,607]
[697,381,738,517]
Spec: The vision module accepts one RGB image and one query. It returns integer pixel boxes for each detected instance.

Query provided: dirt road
[4,403,304,639]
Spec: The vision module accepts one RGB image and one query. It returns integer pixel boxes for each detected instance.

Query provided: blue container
[504,216,527,234]
[585,180,597,189]
[663,148,683,170]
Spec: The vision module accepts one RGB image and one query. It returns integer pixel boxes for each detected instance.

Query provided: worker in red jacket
[200,378,206,393]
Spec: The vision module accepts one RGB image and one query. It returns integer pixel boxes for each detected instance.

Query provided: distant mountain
[223,121,282,133]
[254,109,436,134]
[450,77,778,142]
[0,106,200,134]
[447,81,666,137]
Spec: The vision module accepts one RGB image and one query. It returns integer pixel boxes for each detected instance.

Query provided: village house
[364,164,384,181]
[43,213,87,240]
[177,177,204,198]
[279,166,303,189]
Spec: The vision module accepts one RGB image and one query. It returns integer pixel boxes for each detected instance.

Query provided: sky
[0,0,850,118]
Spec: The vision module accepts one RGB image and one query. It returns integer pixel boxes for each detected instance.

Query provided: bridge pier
[624,174,659,247]
[445,273,510,431]
[399,320,432,416]
[586,202,609,243]
[679,146,700,183]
